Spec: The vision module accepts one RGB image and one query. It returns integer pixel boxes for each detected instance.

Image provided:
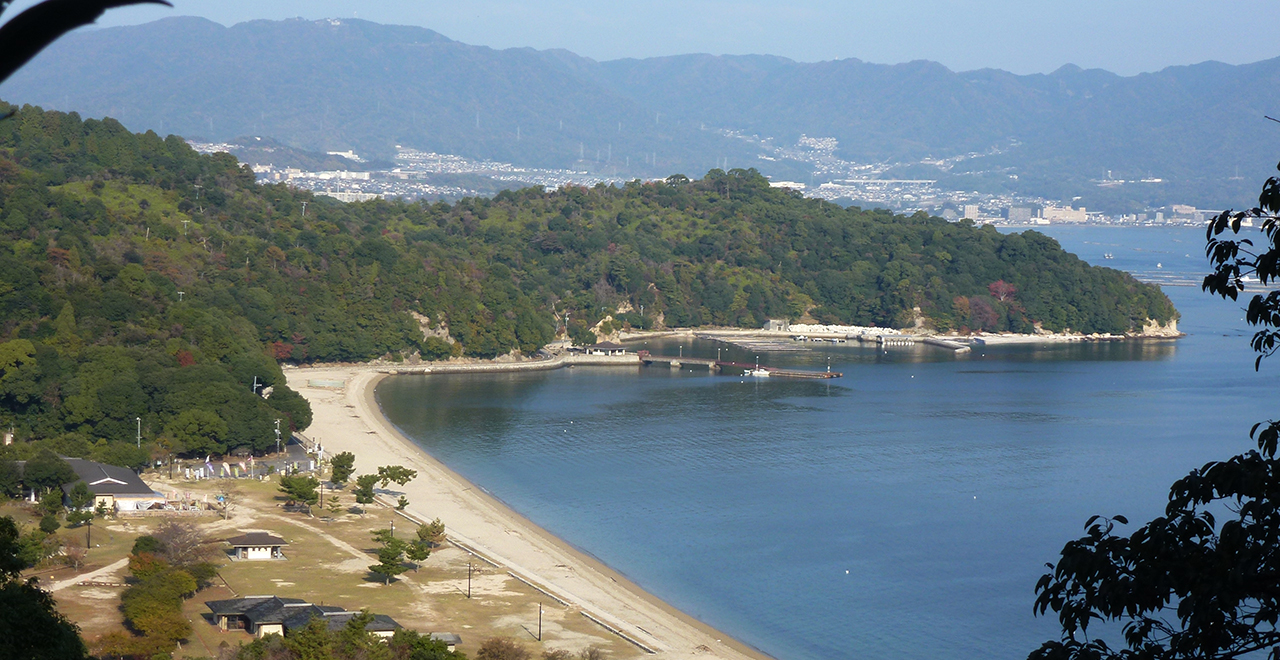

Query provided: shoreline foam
[285,365,773,660]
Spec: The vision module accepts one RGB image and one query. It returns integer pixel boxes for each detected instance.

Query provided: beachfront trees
[377,465,418,488]
[1028,164,1280,660]
[278,474,320,512]
[330,451,356,484]
[405,519,445,571]
[354,474,378,512]
[368,528,408,584]
[325,493,343,520]
[418,518,447,548]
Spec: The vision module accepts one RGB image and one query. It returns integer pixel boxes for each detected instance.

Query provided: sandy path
[48,557,129,592]
[286,366,770,660]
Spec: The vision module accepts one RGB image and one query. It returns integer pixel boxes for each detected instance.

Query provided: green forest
[0,103,1176,465]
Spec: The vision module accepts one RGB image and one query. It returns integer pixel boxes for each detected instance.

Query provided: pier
[640,353,842,379]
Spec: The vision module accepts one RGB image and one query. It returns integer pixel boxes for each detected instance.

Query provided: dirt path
[47,557,129,592]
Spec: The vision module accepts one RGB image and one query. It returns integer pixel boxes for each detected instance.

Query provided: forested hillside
[0,104,1175,467]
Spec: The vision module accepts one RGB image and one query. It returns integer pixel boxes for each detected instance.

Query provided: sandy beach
[285,365,772,660]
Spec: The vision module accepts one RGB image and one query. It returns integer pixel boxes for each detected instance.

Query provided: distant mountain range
[5,16,1280,211]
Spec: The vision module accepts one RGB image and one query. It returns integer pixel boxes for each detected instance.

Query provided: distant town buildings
[190,138,1216,226]
[1041,204,1087,223]
[1007,207,1034,224]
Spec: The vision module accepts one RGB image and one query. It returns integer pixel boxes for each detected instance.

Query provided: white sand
[286,366,770,660]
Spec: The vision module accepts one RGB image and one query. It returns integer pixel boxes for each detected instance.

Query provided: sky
[11,0,1280,76]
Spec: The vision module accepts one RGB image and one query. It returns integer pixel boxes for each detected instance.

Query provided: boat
[1103,253,1114,259]
[746,368,771,377]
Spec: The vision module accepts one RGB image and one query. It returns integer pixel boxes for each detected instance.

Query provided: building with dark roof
[283,609,402,638]
[205,596,403,639]
[583,342,627,356]
[430,632,463,651]
[225,532,288,560]
[62,458,163,511]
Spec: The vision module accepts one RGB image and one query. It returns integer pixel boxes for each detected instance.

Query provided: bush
[477,637,531,660]
[38,515,59,534]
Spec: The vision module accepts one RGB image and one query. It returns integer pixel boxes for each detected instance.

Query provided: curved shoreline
[285,365,773,660]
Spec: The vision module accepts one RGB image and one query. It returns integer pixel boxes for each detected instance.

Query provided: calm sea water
[377,225,1274,660]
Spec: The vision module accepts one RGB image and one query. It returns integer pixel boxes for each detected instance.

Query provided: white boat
[746,368,771,378]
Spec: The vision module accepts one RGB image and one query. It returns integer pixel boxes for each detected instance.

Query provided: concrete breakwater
[379,352,640,376]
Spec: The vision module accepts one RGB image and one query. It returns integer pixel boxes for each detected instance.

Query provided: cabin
[206,596,311,636]
[62,458,164,512]
[583,342,627,356]
[225,532,288,560]
[204,596,403,638]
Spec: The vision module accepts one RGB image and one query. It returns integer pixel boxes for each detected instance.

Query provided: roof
[205,596,308,619]
[588,342,626,350]
[431,633,463,645]
[280,605,347,631]
[225,532,288,547]
[62,458,158,497]
[319,612,401,633]
[207,597,401,632]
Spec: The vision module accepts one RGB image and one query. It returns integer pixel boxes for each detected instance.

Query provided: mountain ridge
[5,16,1279,210]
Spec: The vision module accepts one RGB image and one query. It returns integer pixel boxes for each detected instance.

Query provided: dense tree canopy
[0,515,88,659]
[0,103,1175,467]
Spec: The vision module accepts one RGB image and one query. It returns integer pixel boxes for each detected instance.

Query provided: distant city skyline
[6,0,1280,76]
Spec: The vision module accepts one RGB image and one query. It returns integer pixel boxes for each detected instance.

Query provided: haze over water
[377,226,1272,660]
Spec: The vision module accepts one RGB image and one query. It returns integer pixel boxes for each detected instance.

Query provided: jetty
[639,353,842,379]
[920,337,972,353]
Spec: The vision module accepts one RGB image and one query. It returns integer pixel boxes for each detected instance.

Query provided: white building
[226,532,288,560]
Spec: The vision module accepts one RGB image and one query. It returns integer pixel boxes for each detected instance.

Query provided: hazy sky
[15,0,1280,75]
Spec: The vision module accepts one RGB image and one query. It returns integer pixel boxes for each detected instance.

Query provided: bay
[376,225,1273,660]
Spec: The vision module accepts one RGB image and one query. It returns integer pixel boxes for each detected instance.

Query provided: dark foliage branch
[1031,159,1280,660]
[0,0,171,85]
[1204,161,1280,370]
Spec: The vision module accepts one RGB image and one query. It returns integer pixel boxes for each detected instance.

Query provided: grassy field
[14,473,631,659]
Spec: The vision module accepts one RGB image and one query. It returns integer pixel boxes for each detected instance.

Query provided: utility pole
[136,417,141,449]
[177,291,184,301]
[538,603,543,641]
[300,201,308,217]
[275,419,282,456]
[468,562,472,598]
[252,376,261,396]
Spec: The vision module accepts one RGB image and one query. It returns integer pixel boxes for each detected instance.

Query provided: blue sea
[376,225,1274,660]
